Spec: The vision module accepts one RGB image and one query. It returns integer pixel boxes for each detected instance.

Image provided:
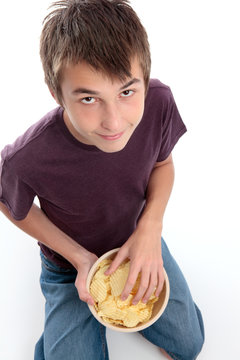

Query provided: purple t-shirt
[0,79,187,268]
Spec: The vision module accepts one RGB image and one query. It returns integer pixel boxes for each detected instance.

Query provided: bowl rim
[86,248,170,333]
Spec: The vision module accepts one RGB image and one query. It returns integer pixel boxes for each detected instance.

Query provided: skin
[105,154,174,304]
[55,57,146,153]
[160,349,173,359]
[0,57,174,359]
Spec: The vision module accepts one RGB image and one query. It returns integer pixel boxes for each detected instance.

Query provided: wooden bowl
[86,248,170,332]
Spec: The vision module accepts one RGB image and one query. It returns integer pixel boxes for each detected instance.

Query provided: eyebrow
[72,78,141,96]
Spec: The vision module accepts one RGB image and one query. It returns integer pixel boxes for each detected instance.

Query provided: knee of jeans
[176,329,204,360]
[192,334,204,360]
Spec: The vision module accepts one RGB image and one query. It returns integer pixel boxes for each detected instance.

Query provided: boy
[0,0,204,359]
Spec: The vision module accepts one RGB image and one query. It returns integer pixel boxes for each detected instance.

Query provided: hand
[74,251,98,305]
[105,221,165,304]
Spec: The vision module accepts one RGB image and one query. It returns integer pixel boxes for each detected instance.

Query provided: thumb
[75,270,95,306]
[105,248,128,275]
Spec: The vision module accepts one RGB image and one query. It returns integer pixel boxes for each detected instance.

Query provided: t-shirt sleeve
[157,88,187,162]
[0,156,36,220]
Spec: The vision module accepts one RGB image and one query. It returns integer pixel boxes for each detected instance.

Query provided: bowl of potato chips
[86,248,170,332]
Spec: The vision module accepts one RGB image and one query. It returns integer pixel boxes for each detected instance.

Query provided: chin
[98,141,128,153]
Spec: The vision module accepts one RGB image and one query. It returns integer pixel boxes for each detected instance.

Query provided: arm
[0,201,97,305]
[105,153,174,304]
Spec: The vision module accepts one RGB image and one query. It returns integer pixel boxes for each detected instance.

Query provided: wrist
[139,197,165,229]
[137,215,163,234]
[70,246,96,271]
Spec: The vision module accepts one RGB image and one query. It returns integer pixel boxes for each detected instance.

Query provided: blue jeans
[34,239,204,360]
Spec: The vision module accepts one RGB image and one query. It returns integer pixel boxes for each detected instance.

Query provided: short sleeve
[0,156,35,220]
[157,89,187,162]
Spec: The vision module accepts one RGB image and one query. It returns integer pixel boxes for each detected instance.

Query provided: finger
[104,248,128,275]
[75,272,95,306]
[132,269,150,304]
[142,272,158,303]
[121,264,140,301]
[155,269,165,297]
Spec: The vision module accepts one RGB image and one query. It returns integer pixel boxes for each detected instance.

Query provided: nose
[101,102,122,132]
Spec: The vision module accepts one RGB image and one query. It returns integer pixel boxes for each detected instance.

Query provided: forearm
[138,154,175,229]
[0,202,91,270]
[106,154,175,303]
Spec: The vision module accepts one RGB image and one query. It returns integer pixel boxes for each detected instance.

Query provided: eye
[121,90,134,97]
[81,97,96,104]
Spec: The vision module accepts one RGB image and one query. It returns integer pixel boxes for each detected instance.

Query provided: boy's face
[57,58,145,153]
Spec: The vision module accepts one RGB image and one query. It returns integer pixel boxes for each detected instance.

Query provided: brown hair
[40,0,151,104]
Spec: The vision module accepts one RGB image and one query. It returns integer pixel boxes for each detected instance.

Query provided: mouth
[97,131,124,141]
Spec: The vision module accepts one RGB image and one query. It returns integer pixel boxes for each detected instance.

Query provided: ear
[49,88,61,105]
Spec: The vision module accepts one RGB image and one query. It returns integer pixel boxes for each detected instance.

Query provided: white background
[0,0,239,359]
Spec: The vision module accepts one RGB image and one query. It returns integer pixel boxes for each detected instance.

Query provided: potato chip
[116,294,133,308]
[136,308,151,322]
[123,309,139,327]
[90,278,109,302]
[102,317,124,326]
[90,259,159,328]
[132,301,147,311]
[98,259,112,268]
[110,261,130,296]
[94,260,111,280]
[98,297,127,320]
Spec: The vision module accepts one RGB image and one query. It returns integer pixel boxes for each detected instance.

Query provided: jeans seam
[99,324,107,359]
[168,351,181,360]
